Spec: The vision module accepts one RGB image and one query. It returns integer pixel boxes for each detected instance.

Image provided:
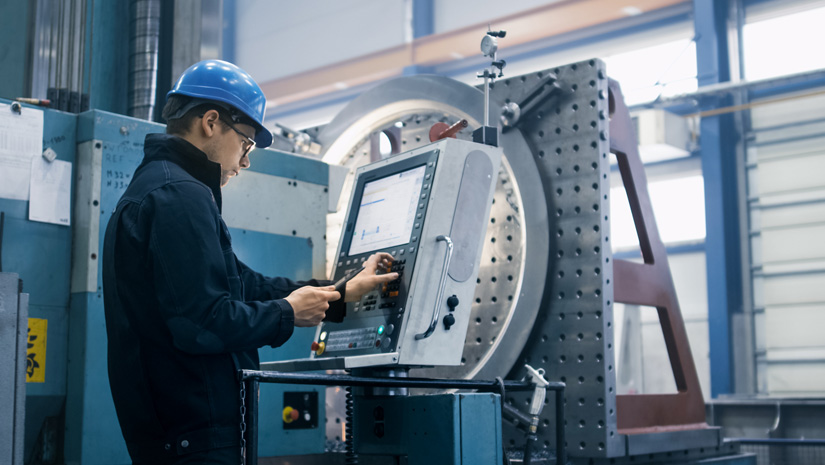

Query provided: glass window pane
[743,6,825,80]
[610,174,706,251]
[604,39,697,106]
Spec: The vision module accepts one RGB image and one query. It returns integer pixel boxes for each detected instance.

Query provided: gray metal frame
[492,59,622,458]
[0,273,28,465]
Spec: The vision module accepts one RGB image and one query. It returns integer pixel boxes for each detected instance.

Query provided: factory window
[743,3,825,80]
[603,38,697,106]
[610,174,706,251]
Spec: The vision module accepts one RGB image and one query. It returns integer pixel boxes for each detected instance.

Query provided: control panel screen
[348,165,426,256]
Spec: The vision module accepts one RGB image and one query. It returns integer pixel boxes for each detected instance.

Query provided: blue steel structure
[1,101,330,463]
[693,0,742,398]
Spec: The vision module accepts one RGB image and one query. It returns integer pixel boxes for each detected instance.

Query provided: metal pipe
[555,385,566,465]
[240,370,561,392]
[245,378,258,465]
[502,401,534,427]
[128,0,161,119]
[732,438,825,445]
[634,68,825,111]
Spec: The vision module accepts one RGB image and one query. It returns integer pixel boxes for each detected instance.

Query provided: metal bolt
[181,440,189,448]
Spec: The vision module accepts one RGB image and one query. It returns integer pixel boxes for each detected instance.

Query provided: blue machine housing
[0,101,329,463]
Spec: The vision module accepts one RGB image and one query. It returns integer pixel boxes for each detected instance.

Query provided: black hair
[162,95,257,137]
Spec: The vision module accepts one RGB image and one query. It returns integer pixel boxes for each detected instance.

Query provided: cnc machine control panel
[319,152,436,358]
[265,138,502,371]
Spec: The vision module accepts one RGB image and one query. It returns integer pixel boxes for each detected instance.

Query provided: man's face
[204,114,255,187]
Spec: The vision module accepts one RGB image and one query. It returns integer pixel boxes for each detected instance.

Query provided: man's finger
[373,272,399,283]
[320,290,342,301]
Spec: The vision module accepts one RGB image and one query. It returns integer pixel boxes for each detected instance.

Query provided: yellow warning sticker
[27,318,47,383]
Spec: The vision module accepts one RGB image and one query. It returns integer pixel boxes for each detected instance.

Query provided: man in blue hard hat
[102,60,397,464]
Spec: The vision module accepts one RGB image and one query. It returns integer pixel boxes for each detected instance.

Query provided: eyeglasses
[220,118,256,156]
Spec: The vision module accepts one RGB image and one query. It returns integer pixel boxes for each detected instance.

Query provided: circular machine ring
[318,75,550,381]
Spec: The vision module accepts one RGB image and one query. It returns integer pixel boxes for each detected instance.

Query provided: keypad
[326,327,379,352]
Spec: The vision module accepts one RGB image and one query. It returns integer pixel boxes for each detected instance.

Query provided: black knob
[443,313,456,330]
[447,295,459,311]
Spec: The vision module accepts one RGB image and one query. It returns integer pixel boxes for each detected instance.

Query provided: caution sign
[26,318,47,383]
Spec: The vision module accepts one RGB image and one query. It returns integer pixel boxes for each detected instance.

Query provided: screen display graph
[348,165,426,256]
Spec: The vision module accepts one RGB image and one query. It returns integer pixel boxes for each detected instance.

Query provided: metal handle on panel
[415,235,453,340]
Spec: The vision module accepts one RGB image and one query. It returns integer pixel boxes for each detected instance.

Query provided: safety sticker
[26,318,47,383]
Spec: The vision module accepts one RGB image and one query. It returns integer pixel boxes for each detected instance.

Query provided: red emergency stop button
[282,406,300,424]
[311,341,325,355]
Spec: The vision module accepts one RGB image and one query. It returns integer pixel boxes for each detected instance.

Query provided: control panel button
[386,324,395,335]
[282,406,300,424]
[314,342,325,355]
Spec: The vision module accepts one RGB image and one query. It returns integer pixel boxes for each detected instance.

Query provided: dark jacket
[102,133,341,462]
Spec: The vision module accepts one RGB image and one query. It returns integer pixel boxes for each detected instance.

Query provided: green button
[377,325,385,335]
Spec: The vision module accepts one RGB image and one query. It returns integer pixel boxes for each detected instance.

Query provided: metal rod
[240,370,560,392]
[555,388,566,465]
[502,401,534,427]
[731,438,825,446]
[0,211,4,272]
[483,72,490,127]
[246,378,258,465]
[633,67,825,112]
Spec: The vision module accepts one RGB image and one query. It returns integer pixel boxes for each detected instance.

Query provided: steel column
[693,0,743,397]
[412,0,434,39]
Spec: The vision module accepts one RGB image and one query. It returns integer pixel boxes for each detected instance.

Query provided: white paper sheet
[0,103,44,201]
[29,157,72,226]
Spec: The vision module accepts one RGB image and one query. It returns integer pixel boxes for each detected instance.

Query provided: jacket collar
[143,133,223,211]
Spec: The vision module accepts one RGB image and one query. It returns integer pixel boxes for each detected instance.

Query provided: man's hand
[285,286,341,327]
[345,252,399,302]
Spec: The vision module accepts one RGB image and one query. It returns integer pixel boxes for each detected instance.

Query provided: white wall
[433,0,563,33]
[235,0,408,83]
[747,91,825,395]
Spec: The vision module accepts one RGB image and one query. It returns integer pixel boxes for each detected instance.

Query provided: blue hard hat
[167,60,273,148]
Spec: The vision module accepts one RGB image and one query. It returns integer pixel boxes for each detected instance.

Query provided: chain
[239,378,247,465]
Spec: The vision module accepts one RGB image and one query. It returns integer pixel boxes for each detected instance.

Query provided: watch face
[480,35,497,56]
